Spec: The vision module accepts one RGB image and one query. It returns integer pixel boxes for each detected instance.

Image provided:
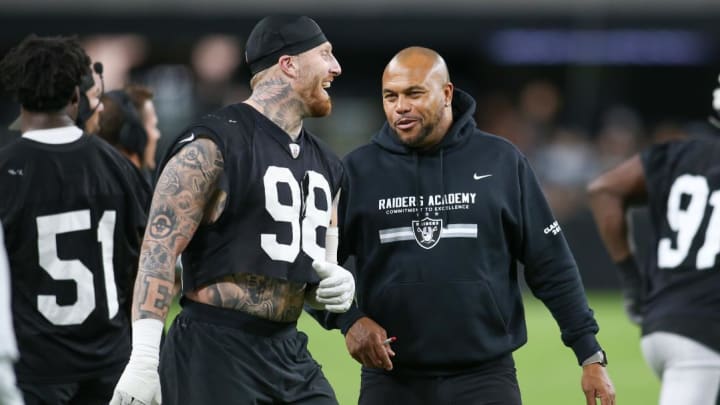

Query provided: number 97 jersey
[162,103,344,292]
[641,137,720,333]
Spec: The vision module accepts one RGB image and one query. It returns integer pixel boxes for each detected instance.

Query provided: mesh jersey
[160,103,343,291]
[641,138,720,352]
[0,132,150,383]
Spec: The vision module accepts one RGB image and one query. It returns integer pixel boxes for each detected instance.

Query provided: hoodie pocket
[366,280,511,368]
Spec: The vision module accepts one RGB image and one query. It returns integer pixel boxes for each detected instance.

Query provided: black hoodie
[314,89,600,375]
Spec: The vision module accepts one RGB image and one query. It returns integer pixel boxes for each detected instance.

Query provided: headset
[76,61,104,130]
[104,89,148,159]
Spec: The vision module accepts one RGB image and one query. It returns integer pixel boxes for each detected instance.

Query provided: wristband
[325,227,339,264]
[130,319,164,363]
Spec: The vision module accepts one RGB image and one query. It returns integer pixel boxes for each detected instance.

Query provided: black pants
[359,354,522,405]
[18,371,122,405]
[160,298,337,405]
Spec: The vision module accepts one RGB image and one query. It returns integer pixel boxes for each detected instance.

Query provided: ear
[278,55,298,79]
[444,82,454,107]
[66,86,81,118]
[70,86,81,105]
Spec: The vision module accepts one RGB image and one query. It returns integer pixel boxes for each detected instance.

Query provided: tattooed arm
[111,137,224,405]
[131,137,224,322]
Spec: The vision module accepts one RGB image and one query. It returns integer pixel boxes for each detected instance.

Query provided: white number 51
[36,210,118,325]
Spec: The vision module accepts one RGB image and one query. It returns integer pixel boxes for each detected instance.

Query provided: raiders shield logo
[289,143,301,159]
[412,216,443,249]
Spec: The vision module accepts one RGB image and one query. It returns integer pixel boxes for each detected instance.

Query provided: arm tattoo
[132,138,224,321]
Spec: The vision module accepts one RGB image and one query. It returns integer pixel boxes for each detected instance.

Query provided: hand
[110,319,163,405]
[109,361,161,405]
[0,358,24,405]
[615,257,643,325]
[621,293,642,325]
[345,317,395,371]
[581,364,615,405]
[312,260,355,313]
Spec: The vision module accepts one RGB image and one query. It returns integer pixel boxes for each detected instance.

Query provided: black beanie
[245,15,327,75]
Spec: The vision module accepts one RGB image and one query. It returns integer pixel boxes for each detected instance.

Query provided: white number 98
[261,166,332,263]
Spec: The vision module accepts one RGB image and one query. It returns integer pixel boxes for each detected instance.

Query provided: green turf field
[168,292,659,404]
[296,292,659,404]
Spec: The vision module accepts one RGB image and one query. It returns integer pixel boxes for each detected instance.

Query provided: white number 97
[658,174,720,269]
[261,166,332,262]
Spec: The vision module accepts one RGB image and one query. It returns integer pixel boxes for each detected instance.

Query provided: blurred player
[126,84,161,175]
[98,85,161,181]
[75,61,105,134]
[0,35,150,405]
[0,224,24,405]
[111,15,353,405]
[588,75,720,405]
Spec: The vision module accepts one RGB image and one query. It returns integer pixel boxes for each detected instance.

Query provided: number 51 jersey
[641,137,720,351]
[0,129,150,383]
[160,103,343,291]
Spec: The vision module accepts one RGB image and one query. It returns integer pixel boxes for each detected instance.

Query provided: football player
[588,74,720,405]
[111,15,354,405]
[0,225,23,405]
[0,35,150,405]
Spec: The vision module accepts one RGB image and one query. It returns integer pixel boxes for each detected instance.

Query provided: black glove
[615,256,643,325]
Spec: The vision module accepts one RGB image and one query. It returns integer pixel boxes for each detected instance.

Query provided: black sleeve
[517,156,602,364]
[304,301,365,333]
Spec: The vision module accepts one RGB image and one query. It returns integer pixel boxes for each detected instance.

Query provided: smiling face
[293,42,342,117]
[381,48,453,149]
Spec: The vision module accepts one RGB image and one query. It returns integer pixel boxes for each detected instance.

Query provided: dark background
[2,2,719,288]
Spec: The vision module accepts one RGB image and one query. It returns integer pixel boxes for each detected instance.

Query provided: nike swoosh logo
[179,133,195,143]
[473,173,492,180]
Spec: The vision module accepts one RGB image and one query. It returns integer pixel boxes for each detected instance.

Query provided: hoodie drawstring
[414,152,422,219]
[439,148,449,224]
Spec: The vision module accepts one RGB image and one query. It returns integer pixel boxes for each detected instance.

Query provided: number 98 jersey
[641,137,720,350]
[161,103,343,292]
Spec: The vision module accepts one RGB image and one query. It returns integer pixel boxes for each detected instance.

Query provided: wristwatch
[581,350,608,367]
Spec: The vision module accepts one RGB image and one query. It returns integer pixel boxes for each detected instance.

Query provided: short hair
[0,34,91,112]
[98,84,154,146]
[124,84,154,117]
[97,94,126,146]
[97,85,153,157]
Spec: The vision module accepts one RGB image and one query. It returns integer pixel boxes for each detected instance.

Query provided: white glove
[0,358,24,405]
[312,260,355,313]
[110,319,164,405]
[713,73,720,112]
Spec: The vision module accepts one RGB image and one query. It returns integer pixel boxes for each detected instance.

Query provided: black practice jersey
[160,103,343,291]
[641,138,720,352]
[0,129,150,383]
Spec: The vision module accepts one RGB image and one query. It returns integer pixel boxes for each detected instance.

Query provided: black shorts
[359,354,521,405]
[18,371,122,405]
[160,298,337,405]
